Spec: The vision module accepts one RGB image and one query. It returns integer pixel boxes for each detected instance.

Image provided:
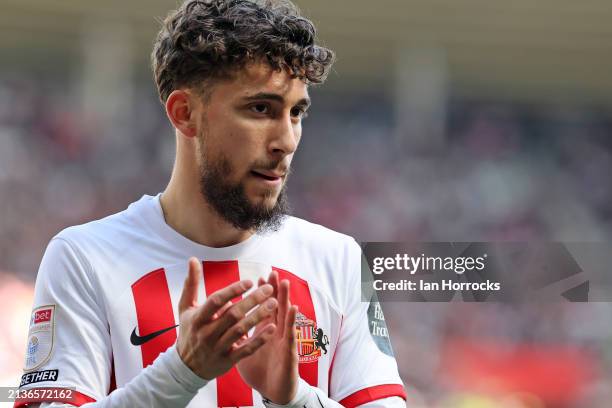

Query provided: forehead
[210,61,309,102]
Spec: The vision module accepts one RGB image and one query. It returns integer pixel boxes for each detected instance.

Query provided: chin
[247,184,280,202]
[252,195,278,210]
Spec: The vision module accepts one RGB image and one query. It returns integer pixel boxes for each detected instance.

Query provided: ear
[165,89,197,138]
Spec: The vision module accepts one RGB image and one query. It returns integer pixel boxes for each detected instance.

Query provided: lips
[251,170,284,180]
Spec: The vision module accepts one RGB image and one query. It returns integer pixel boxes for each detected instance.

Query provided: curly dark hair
[151,0,335,104]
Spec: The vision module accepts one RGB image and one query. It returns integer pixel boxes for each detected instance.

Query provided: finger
[268,270,279,297]
[251,289,275,336]
[277,280,290,335]
[252,314,274,336]
[193,280,253,327]
[216,297,278,351]
[178,257,201,314]
[286,305,298,343]
[245,279,274,336]
[212,300,233,320]
[207,284,274,340]
[229,323,276,362]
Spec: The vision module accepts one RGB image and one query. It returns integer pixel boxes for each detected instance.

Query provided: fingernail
[261,284,273,295]
[266,298,277,310]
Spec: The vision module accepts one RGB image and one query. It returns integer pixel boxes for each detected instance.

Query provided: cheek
[205,120,252,156]
[204,111,270,168]
[214,108,263,141]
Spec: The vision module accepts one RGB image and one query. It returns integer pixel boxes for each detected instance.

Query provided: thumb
[179,257,201,314]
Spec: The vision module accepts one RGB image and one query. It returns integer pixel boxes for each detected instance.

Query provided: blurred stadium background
[1,0,612,407]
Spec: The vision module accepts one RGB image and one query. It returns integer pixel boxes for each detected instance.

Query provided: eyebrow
[242,92,311,108]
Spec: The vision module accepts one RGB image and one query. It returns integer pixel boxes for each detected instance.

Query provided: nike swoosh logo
[130,325,178,346]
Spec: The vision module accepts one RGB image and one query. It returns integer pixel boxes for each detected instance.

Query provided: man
[16,0,406,407]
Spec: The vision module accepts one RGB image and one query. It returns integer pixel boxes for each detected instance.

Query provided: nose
[268,115,299,157]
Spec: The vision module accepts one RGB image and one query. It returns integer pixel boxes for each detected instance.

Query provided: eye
[291,107,308,119]
[250,103,270,114]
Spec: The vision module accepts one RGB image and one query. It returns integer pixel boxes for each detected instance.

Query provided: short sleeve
[329,240,407,407]
[15,236,111,407]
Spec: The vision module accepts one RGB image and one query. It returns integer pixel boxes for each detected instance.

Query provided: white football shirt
[16,194,406,407]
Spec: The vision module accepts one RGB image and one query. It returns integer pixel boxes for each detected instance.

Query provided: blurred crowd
[1,74,612,407]
[1,76,611,277]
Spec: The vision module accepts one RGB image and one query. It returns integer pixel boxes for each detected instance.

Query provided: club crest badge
[24,305,55,372]
[294,312,329,363]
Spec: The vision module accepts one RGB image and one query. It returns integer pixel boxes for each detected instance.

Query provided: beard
[198,151,290,234]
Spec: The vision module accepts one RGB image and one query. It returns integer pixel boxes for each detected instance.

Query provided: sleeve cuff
[164,344,208,393]
[262,378,311,408]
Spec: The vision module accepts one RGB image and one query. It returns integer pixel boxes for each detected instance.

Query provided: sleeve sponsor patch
[367,298,395,357]
[19,369,59,387]
[24,305,56,372]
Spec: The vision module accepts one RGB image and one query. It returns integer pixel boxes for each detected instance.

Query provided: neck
[160,134,253,248]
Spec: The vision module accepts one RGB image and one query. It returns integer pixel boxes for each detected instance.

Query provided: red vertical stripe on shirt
[203,260,253,407]
[273,267,318,387]
[132,268,177,367]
